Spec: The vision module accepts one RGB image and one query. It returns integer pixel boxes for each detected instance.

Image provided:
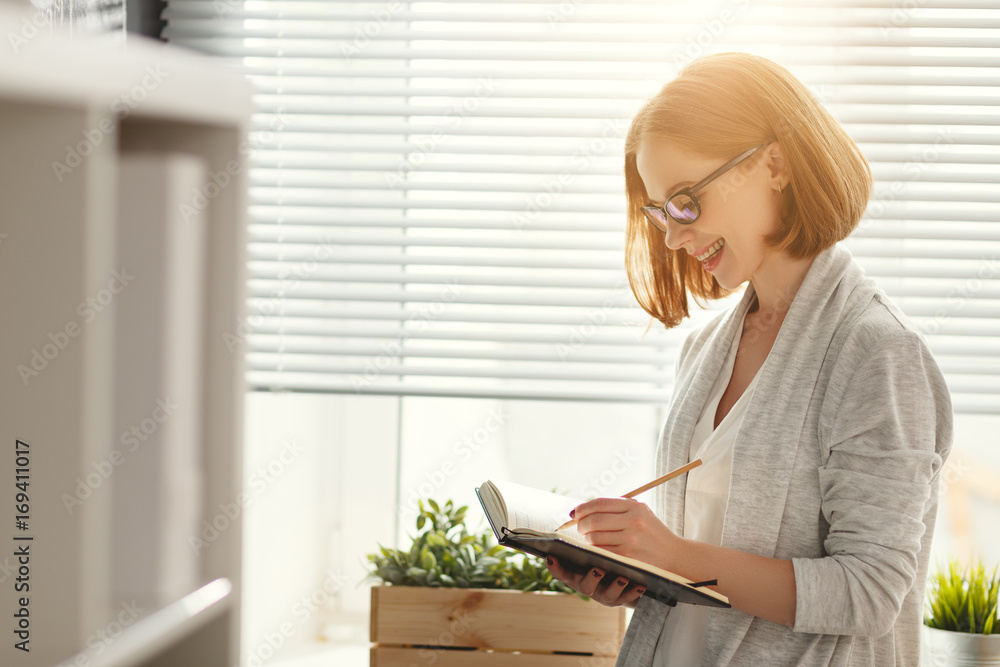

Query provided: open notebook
[476,479,730,608]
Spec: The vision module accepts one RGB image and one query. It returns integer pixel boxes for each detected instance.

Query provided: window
[164,0,1000,411]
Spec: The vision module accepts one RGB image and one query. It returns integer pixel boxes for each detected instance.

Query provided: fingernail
[591,569,601,578]
[616,578,627,586]
[636,588,646,595]
[569,509,576,519]
[545,557,553,566]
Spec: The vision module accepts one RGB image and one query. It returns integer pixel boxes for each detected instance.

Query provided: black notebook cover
[475,486,730,609]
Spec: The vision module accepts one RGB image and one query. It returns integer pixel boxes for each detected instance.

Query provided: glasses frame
[642,144,765,231]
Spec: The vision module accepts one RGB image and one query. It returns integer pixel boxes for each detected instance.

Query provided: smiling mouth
[694,239,725,262]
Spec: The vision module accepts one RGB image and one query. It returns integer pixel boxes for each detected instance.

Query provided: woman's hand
[571,497,679,569]
[544,496,680,607]
[544,557,645,607]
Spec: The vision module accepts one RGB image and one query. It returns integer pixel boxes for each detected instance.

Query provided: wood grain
[370,586,625,656]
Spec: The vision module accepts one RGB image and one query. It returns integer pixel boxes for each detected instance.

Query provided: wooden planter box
[370,586,627,666]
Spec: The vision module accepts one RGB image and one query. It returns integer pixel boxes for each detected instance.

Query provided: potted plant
[923,555,1000,666]
[365,498,626,667]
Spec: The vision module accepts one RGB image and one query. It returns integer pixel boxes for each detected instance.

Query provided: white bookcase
[0,5,252,665]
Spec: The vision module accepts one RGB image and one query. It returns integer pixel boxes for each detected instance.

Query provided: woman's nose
[663,218,694,251]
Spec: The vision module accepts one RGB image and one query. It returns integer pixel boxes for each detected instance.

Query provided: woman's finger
[576,511,627,535]
[619,581,647,605]
[546,556,590,592]
[545,556,577,586]
[545,557,605,597]
[579,529,625,548]
[546,557,644,607]
[571,497,636,522]
[594,575,630,605]
[576,567,606,597]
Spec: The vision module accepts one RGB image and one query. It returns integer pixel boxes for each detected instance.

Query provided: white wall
[240,392,396,663]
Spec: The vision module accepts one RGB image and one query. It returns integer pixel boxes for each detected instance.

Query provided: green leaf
[373,495,600,595]
[925,555,1000,634]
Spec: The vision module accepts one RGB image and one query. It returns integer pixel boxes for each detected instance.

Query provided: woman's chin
[711,271,741,290]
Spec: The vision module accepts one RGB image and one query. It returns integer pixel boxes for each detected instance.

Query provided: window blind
[162,0,1000,412]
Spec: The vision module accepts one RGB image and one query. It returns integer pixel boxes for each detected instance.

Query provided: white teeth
[695,239,725,262]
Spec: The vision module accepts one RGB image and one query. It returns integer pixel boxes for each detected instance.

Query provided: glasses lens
[642,207,669,232]
[666,193,699,224]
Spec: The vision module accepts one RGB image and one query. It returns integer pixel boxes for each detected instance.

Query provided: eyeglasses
[642,144,763,231]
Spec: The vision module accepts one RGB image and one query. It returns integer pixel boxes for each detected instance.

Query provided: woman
[545,52,953,666]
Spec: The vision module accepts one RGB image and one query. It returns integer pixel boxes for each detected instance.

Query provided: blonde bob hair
[624,52,872,329]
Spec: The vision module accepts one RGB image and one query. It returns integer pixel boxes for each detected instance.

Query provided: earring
[778,183,783,194]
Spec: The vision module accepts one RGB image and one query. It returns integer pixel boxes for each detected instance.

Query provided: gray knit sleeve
[791,330,952,637]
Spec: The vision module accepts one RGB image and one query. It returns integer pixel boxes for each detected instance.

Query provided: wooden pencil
[554,458,703,532]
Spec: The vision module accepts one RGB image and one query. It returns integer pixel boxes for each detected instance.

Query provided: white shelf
[0,4,251,123]
[0,6,251,665]
[64,580,233,667]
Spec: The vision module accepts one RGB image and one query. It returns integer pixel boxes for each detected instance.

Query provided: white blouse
[652,308,762,667]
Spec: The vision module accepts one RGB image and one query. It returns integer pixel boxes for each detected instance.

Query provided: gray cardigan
[616,243,953,666]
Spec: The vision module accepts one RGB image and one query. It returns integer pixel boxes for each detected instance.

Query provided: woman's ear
[764,141,788,192]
